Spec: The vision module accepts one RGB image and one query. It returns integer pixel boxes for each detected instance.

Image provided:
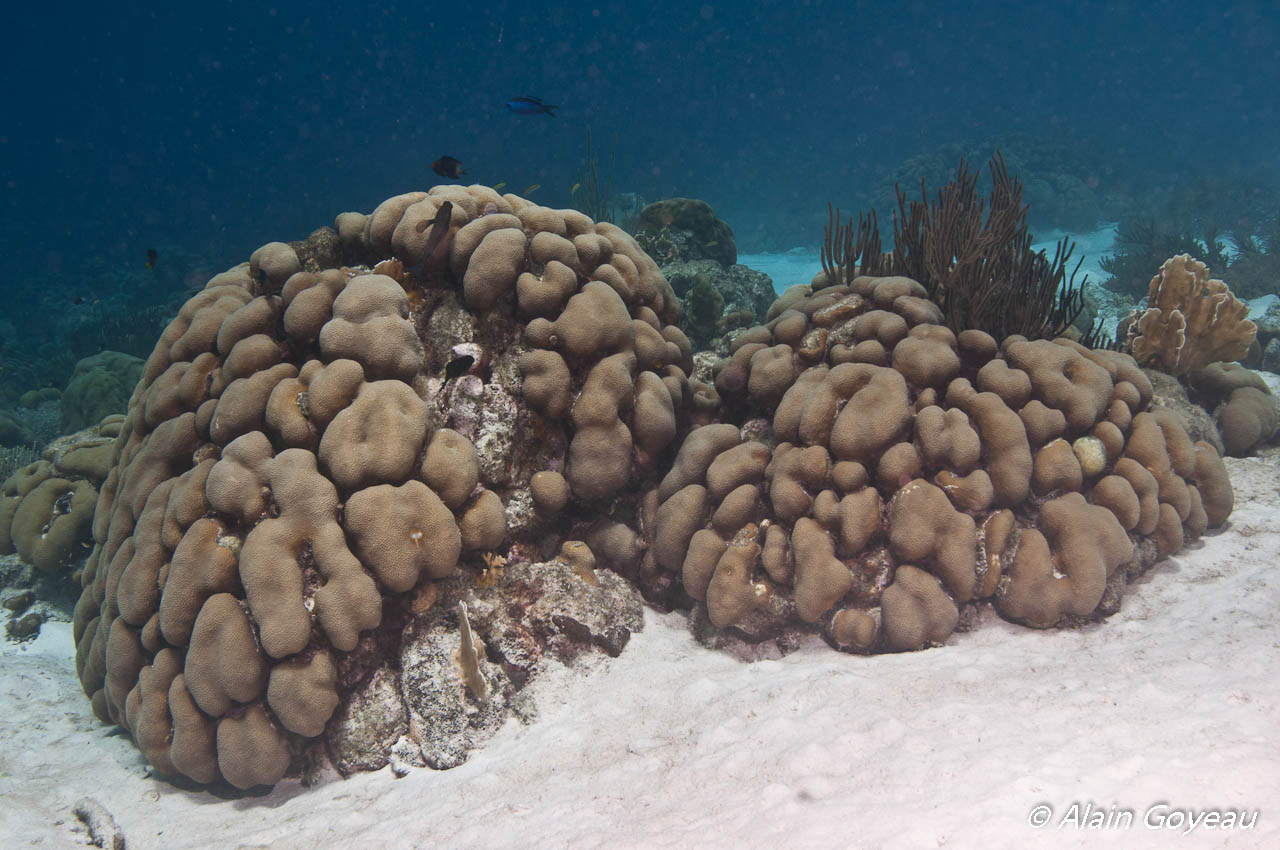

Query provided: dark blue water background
[3,0,1277,284]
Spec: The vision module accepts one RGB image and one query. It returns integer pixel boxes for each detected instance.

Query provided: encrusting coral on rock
[69,184,1236,791]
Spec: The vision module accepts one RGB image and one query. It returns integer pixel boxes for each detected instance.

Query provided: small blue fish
[505,95,557,117]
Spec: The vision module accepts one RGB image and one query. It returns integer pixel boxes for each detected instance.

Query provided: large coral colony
[68,182,1234,791]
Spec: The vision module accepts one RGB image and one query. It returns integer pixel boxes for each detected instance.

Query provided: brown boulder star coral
[73,185,697,789]
[71,186,1235,791]
[637,273,1233,654]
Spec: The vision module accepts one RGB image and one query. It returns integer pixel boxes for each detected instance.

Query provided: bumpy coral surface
[0,416,120,572]
[633,274,1234,653]
[72,185,698,789]
[1188,362,1280,456]
[60,351,145,432]
[71,187,1235,791]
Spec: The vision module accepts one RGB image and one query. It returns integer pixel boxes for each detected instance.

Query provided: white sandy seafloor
[1,453,1277,850]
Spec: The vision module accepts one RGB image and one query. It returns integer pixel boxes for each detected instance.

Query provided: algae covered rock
[681,272,725,349]
[636,198,737,268]
[664,259,776,349]
[18,387,60,409]
[0,411,30,447]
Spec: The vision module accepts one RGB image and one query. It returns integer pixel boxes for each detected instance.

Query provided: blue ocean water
[1,0,1278,407]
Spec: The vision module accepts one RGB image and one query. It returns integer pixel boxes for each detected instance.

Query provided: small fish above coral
[444,353,475,380]
[505,95,557,117]
[413,201,454,261]
[144,248,158,270]
[432,156,465,179]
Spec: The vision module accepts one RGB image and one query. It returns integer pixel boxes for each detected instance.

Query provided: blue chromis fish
[505,95,557,117]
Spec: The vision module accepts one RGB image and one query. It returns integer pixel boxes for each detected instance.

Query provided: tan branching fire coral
[1126,253,1256,376]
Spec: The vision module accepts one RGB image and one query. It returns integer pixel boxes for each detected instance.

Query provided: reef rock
[663,259,776,350]
[635,198,737,268]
